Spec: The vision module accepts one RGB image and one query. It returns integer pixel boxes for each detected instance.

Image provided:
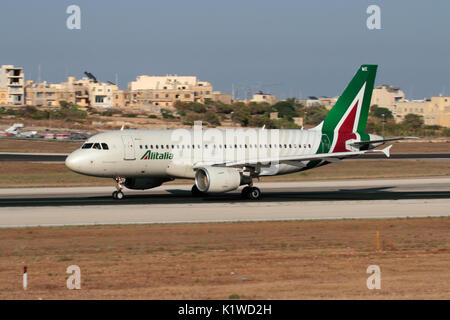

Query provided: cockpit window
[101,143,109,150]
[81,143,93,149]
[93,143,101,150]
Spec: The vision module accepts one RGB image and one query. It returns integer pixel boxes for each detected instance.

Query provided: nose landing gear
[113,177,126,200]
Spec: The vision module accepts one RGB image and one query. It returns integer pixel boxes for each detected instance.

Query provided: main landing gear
[112,177,125,200]
[241,185,261,200]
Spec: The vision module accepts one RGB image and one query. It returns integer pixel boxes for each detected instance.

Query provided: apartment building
[250,92,277,105]
[395,96,450,127]
[371,85,405,111]
[128,75,214,108]
[25,81,60,107]
[0,88,7,105]
[0,65,25,105]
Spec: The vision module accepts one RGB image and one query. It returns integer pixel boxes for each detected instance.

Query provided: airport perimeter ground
[0,139,448,299]
[0,218,449,299]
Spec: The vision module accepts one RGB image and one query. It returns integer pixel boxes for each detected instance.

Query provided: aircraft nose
[65,151,82,172]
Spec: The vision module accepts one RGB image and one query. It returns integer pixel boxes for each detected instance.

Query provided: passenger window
[145,145,148,149]
[82,143,93,149]
[156,145,159,149]
[101,143,109,150]
[139,145,142,149]
[93,143,101,150]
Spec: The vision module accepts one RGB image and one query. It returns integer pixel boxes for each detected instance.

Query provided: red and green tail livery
[318,64,377,153]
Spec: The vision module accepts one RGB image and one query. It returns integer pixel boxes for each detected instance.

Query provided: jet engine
[195,166,241,193]
[124,177,168,190]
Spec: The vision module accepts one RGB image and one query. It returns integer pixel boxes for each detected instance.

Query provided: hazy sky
[1,0,449,100]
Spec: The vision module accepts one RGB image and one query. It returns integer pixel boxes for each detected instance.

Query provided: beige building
[112,89,131,108]
[25,81,60,107]
[0,65,25,105]
[319,97,338,110]
[371,85,405,111]
[211,91,232,105]
[89,82,118,108]
[128,75,214,108]
[0,88,7,105]
[395,96,450,127]
[250,92,277,105]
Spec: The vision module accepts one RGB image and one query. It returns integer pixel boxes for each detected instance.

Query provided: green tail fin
[322,64,377,134]
[317,64,377,153]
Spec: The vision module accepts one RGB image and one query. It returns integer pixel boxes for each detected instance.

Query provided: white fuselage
[65,128,327,180]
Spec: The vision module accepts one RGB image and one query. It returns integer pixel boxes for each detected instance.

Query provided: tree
[272,99,299,120]
[204,111,221,127]
[370,105,393,119]
[402,113,424,130]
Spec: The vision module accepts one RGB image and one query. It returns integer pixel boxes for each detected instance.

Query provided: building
[25,81,59,107]
[250,92,277,105]
[0,65,25,105]
[88,82,118,108]
[211,91,232,105]
[395,96,450,127]
[0,88,7,105]
[371,85,405,111]
[128,75,214,108]
[112,89,131,108]
[318,97,338,110]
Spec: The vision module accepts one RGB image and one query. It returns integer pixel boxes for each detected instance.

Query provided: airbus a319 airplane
[66,65,406,200]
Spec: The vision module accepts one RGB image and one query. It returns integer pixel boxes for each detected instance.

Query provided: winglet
[381,145,393,158]
[120,124,125,131]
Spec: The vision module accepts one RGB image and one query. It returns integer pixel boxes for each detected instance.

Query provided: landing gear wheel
[241,186,251,198]
[116,191,124,200]
[191,185,204,197]
[247,187,261,200]
[112,191,118,199]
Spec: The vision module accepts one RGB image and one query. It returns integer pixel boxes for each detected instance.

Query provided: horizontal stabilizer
[351,136,418,146]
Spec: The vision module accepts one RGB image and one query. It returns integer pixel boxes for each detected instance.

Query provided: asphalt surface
[0,178,448,227]
[0,152,449,162]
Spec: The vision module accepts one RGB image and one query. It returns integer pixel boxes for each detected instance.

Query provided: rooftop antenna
[37,64,41,83]
[115,73,119,88]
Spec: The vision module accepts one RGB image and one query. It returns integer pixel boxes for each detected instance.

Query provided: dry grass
[0,139,82,153]
[0,217,448,299]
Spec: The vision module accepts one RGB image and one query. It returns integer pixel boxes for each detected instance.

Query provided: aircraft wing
[194,145,393,168]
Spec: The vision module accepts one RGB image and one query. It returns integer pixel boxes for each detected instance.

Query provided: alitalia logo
[140,150,174,160]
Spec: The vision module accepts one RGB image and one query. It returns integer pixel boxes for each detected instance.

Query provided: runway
[0,177,448,227]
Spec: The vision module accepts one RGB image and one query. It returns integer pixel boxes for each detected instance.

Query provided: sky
[1,0,450,100]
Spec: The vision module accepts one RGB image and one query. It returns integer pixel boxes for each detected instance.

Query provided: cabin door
[121,135,136,160]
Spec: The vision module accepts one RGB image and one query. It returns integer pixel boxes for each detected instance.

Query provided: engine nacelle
[124,177,167,190]
[195,166,241,193]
